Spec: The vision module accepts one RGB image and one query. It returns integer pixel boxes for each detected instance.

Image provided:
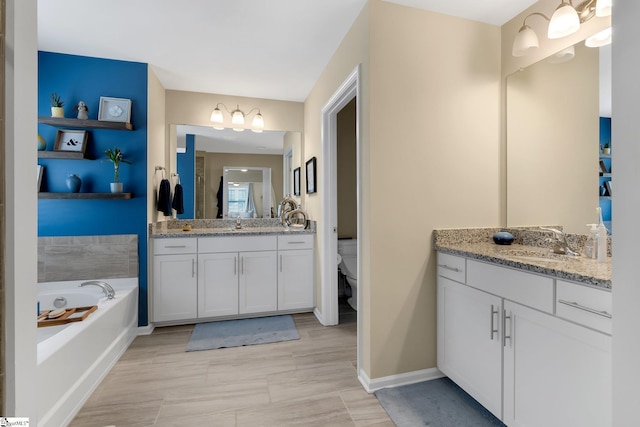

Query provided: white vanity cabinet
[277,234,314,311]
[152,238,198,322]
[199,236,278,316]
[503,299,611,427]
[437,252,612,426]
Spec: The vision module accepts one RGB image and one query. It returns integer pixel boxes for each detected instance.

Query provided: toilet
[338,239,357,311]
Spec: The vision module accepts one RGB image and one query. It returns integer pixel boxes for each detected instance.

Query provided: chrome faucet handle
[540,227,565,241]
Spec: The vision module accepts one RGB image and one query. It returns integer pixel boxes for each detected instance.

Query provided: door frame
[319,64,361,365]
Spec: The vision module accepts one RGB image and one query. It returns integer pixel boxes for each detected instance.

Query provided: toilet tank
[338,239,357,256]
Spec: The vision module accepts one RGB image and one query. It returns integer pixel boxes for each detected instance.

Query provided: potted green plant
[50,92,65,118]
[104,147,132,193]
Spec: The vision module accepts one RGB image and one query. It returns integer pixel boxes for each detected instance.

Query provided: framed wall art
[293,167,301,196]
[53,129,88,154]
[306,157,317,194]
[98,96,132,123]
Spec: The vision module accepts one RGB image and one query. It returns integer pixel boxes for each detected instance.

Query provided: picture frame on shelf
[98,96,132,123]
[293,167,301,196]
[53,129,88,154]
[37,165,44,192]
[306,157,317,194]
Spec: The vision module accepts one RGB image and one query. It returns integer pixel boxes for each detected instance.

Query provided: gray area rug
[375,377,506,427]
[186,315,299,351]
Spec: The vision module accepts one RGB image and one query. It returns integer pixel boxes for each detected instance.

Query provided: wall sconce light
[210,103,264,133]
[512,0,612,57]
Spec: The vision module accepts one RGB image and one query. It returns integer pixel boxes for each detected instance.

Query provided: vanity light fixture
[210,103,265,133]
[512,0,612,57]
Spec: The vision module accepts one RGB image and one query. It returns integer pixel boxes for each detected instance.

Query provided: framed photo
[37,165,44,192]
[98,96,132,123]
[293,167,301,196]
[53,129,88,154]
[306,157,317,194]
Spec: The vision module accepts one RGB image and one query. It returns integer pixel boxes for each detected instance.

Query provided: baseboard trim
[137,324,155,335]
[359,367,445,393]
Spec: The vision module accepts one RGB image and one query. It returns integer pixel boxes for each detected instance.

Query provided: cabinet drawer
[278,234,314,250]
[153,238,197,255]
[556,280,612,335]
[198,235,277,253]
[437,252,466,283]
[467,260,553,313]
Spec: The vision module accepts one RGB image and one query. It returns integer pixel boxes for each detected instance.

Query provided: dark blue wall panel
[38,51,149,326]
[176,135,195,219]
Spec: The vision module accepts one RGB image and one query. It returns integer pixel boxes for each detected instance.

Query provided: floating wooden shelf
[38,116,133,131]
[38,192,133,200]
[38,151,89,160]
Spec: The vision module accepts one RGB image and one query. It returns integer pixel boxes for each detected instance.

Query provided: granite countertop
[150,218,315,238]
[434,228,611,290]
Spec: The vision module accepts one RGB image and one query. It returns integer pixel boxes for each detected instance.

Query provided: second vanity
[150,219,315,325]
[434,228,611,427]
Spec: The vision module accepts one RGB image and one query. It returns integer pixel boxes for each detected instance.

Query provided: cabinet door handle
[287,241,305,244]
[241,256,244,275]
[490,305,499,340]
[558,299,612,319]
[280,254,283,272]
[234,256,237,276]
[503,310,512,347]
[192,258,195,278]
[437,263,461,273]
[165,245,187,249]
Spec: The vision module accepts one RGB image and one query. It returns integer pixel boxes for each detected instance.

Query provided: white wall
[612,2,640,424]
[4,0,38,419]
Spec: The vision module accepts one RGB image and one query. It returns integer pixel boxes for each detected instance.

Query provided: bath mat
[186,315,299,351]
[374,377,505,427]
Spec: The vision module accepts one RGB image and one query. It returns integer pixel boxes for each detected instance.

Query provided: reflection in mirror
[176,126,300,219]
[223,166,272,218]
[507,42,611,235]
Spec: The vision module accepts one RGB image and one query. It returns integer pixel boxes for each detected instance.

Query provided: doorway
[320,65,361,370]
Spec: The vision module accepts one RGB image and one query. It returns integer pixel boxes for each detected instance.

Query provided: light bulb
[548,2,580,39]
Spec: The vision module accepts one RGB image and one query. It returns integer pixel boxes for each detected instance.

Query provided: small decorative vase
[110,182,123,193]
[66,174,81,193]
[51,107,64,118]
[493,230,514,245]
[37,134,46,151]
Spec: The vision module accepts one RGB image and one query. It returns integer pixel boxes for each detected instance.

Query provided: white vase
[51,106,64,118]
[110,182,123,193]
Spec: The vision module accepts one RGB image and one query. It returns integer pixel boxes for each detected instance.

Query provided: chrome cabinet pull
[490,305,499,340]
[165,245,187,249]
[241,257,244,275]
[191,258,195,278]
[437,263,461,273]
[503,310,512,347]
[287,241,305,244]
[558,299,612,319]
[280,254,283,272]
[234,256,237,276]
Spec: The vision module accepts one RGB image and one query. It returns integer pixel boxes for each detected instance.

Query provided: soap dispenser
[584,224,598,259]
[596,207,607,263]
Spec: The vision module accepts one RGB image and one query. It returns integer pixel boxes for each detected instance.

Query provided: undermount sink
[497,248,579,263]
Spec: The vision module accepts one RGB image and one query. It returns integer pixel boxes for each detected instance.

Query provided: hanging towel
[216,176,224,218]
[157,179,172,216]
[172,183,184,215]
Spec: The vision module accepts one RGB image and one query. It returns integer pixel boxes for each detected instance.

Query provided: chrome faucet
[540,227,579,256]
[80,280,116,299]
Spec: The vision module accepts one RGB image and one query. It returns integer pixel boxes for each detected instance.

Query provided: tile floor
[70,301,392,426]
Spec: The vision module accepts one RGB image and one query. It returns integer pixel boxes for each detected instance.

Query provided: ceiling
[38,0,537,103]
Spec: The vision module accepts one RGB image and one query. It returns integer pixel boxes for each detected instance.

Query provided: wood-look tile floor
[70,301,393,427]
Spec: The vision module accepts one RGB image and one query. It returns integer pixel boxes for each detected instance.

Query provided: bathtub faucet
[80,280,116,300]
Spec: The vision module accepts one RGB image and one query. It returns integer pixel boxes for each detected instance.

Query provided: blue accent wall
[599,117,612,224]
[176,135,195,219]
[38,51,150,325]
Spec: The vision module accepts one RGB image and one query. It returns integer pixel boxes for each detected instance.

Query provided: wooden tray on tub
[37,305,98,328]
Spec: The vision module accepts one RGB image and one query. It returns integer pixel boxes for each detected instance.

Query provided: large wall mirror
[176,126,301,219]
[506,42,612,235]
